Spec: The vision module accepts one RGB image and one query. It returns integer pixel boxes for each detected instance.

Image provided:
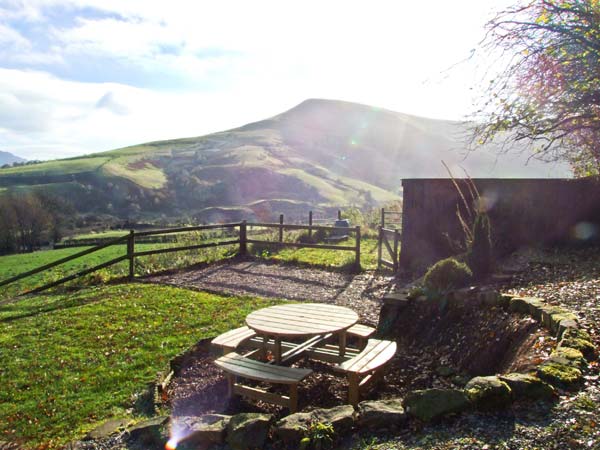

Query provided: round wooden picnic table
[246,303,359,364]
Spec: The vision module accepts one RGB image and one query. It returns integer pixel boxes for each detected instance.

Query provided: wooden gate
[377,227,400,271]
[377,208,401,271]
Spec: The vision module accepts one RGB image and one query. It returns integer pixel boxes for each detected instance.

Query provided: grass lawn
[0,242,238,299]
[0,283,282,448]
[266,237,381,270]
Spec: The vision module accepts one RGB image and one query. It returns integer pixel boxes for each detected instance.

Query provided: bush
[467,212,493,279]
[423,257,472,297]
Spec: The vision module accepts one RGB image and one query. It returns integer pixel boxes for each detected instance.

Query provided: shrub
[423,257,472,298]
[467,212,493,279]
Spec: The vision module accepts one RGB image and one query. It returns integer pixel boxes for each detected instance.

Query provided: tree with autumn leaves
[474,0,600,176]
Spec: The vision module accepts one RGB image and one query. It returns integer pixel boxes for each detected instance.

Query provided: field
[0,239,238,300]
[0,283,281,448]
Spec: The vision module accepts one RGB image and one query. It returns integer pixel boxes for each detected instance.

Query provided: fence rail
[1,218,363,298]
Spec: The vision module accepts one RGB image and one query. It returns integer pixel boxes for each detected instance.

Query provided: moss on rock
[465,376,512,409]
[403,388,470,422]
[498,373,555,400]
[559,331,597,361]
[551,347,586,369]
[537,360,583,389]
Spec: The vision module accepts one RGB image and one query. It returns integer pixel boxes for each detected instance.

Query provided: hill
[0,150,26,166]
[0,99,571,221]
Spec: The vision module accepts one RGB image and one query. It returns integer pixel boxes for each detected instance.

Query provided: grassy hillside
[0,99,570,221]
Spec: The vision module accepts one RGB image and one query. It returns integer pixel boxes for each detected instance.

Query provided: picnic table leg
[289,384,298,413]
[274,336,282,364]
[347,372,359,406]
[260,334,267,360]
[226,374,235,398]
[338,330,347,357]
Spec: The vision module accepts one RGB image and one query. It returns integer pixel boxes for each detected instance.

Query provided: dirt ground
[144,257,399,325]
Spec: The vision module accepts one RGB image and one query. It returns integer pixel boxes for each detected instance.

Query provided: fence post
[381,208,385,228]
[393,229,400,272]
[377,226,383,270]
[338,210,342,220]
[354,226,361,272]
[239,221,247,256]
[127,229,135,280]
[279,214,284,243]
[308,211,313,240]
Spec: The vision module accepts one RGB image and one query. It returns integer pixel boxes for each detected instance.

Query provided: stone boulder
[537,360,583,389]
[357,399,407,429]
[498,373,555,400]
[559,329,597,361]
[403,388,470,422]
[84,419,129,441]
[273,405,355,444]
[273,411,313,443]
[173,414,231,447]
[126,416,169,448]
[465,376,512,409]
[226,413,273,450]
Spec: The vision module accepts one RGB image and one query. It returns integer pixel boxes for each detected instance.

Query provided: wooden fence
[0,220,361,298]
[377,227,400,271]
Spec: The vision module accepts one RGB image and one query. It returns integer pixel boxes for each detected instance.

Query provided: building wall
[400,178,600,274]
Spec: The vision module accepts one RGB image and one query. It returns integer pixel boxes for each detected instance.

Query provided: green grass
[0,157,110,177]
[0,283,282,448]
[0,239,238,299]
[62,230,129,241]
[256,237,380,270]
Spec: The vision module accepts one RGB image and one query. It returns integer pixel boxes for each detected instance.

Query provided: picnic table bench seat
[336,338,397,405]
[214,352,312,412]
[346,324,376,348]
[211,326,256,355]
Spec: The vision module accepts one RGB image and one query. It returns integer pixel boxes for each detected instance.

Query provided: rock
[173,414,231,447]
[273,405,355,443]
[537,360,583,389]
[0,442,21,450]
[477,290,501,306]
[465,376,512,409]
[126,416,169,448]
[357,399,407,429]
[498,373,555,400]
[403,388,470,422]
[549,311,578,335]
[84,418,129,441]
[540,305,568,331]
[377,293,409,334]
[498,293,513,309]
[559,330,597,361]
[557,319,579,339]
[311,405,355,434]
[508,296,533,314]
[551,347,586,369]
[226,413,273,450]
[273,411,312,443]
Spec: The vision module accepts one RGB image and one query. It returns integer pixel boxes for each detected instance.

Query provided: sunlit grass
[0,283,282,448]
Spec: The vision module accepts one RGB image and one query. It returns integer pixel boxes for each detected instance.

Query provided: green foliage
[0,283,282,448]
[423,257,472,298]
[300,421,335,450]
[467,212,493,279]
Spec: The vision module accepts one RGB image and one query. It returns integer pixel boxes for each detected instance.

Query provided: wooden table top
[246,303,359,337]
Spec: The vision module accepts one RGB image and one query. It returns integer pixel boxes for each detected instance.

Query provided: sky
[0,0,512,160]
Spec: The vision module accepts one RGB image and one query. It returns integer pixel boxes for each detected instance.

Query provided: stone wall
[400,177,600,274]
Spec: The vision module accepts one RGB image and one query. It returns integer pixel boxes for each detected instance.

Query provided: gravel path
[144,257,399,325]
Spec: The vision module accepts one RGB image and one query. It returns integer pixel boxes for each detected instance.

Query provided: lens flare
[165,437,178,450]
